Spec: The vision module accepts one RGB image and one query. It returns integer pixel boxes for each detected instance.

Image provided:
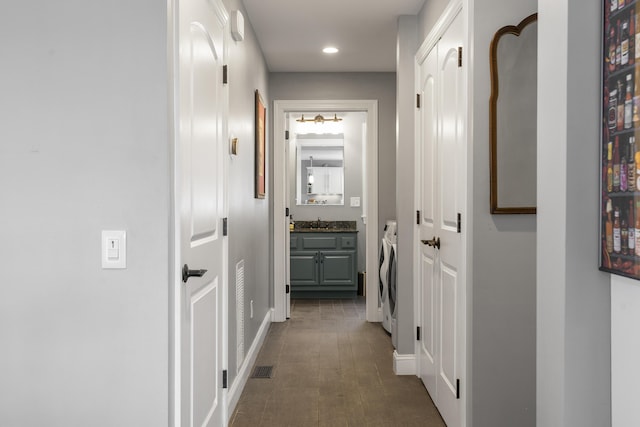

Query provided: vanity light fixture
[323,47,339,54]
[296,114,343,124]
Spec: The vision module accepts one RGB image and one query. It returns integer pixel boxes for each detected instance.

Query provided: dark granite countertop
[293,228,358,233]
[292,220,357,233]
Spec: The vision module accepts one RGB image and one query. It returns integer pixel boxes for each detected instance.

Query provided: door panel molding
[190,279,219,427]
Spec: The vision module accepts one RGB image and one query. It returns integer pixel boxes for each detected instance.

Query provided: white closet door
[177,0,228,425]
[418,42,439,401]
[434,11,464,427]
[417,10,465,427]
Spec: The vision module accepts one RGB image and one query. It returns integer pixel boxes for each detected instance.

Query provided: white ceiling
[241,0,426,72]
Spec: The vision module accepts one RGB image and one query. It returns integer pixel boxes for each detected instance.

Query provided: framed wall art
[255,89,266,199]
[600,0,640,279]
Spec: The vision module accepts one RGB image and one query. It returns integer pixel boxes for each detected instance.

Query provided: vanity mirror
[295,134,344,205]
[489,13,538,214]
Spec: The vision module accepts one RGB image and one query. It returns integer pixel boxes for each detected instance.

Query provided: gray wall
[269,73,397,247]
[224,0,271,387]
[537,0,611,425]
[289,113,367,271]
[418,0,450,43]
[0,1,169,425]
[395,16,419,357]
[470,1,537,426]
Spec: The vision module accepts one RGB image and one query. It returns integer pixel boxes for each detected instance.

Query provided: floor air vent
[251,365,274,379]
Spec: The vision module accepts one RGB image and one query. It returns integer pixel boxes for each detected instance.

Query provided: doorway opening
[273,100,380,322]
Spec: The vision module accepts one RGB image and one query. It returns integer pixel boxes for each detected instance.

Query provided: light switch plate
[102,230,126,269]
[350,197,361,207]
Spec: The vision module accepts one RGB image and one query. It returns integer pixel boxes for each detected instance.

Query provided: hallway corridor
[230,298,446,426]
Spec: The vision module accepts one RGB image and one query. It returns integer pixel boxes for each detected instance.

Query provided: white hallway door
[176,0,228,426]
[417,10,465,427]
[285,121,292,319]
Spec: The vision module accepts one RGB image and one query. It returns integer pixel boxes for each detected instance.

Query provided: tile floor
[230,298,446,427]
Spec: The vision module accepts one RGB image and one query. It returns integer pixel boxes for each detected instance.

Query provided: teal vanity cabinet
[290,231,357,298]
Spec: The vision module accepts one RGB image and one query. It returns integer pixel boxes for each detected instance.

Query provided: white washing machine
[389,239,398,349]
[379,221,396,334]
[379,238,392,333]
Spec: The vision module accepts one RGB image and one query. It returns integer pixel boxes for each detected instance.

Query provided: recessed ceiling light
[323,47,339,54]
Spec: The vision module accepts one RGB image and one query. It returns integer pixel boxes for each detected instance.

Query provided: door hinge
[416,93,421,109]
[285,130,290,140]
[222,370,228,389]
[456,379,460,399]
[286,207,290,217]
[286,284,290,294]
[416,326,421,341]
[458,47,463,67]
[223,65,228,84]
[457,213,461,233]
[417,210,421,225]
[223,217,228,236]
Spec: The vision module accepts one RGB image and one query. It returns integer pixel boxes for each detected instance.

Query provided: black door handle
[182,264,208,283]
[421,237,441,249]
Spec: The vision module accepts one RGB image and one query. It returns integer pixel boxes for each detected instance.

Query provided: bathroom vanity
[290,221,357,298]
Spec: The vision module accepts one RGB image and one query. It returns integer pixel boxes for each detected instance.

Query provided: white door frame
[273,99,380,322]
[168,0,229,424]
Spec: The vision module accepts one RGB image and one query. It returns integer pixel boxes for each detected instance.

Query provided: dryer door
[389,243,398,348]
[388,244,397,317]
[379,239,390,302]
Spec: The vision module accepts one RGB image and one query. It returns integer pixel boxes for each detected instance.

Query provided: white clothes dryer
[389,240,398,349]
[379,221,397,334]
[379,238,392,333]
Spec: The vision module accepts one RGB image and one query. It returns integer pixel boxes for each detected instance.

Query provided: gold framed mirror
[489,13,538,214]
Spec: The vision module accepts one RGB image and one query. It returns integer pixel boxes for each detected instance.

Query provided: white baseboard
[374,306,383,322]
[393,350,416,375]
[227,309,272,420]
